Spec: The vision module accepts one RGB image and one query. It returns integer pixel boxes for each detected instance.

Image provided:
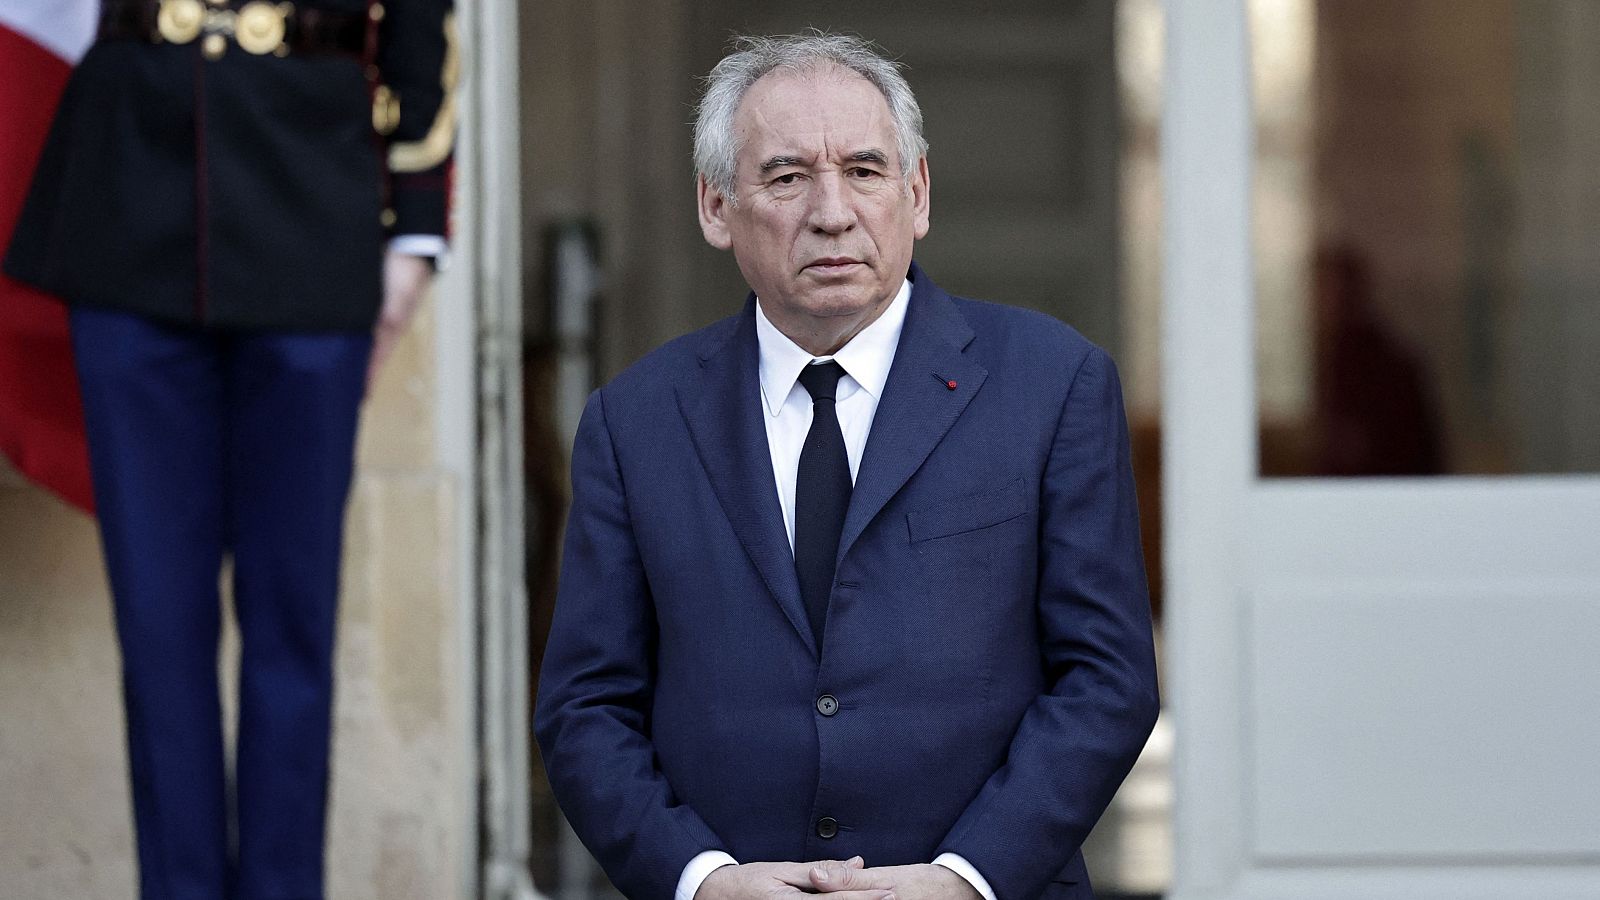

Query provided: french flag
[0,0,97,513]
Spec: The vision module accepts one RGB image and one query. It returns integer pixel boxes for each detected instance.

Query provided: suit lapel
[676,299,816,657]
[839,267,987,563]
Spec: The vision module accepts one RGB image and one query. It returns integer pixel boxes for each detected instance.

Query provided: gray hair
[693,32,928,204]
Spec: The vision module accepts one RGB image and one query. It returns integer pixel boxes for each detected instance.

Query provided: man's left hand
[808,863,981,900]
[368,250,434,392]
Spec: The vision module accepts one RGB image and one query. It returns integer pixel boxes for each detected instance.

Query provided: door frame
[459,0,538,896]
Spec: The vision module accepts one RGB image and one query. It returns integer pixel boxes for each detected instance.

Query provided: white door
[1162,3,1600,899]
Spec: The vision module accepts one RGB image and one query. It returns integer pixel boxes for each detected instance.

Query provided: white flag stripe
[0,0,99,64]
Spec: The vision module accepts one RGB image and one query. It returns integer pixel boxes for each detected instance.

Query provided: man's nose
[806,172,857,234]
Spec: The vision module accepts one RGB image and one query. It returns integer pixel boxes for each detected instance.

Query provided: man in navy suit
[535,33,1159,900]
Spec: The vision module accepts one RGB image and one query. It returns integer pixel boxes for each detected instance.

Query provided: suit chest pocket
[899,478,1032,702]
[905,477,1028,544]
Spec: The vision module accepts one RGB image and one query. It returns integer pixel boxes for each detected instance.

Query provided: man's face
[699,64,931,353]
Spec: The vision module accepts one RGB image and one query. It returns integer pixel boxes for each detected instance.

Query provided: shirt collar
[755,279,912,418]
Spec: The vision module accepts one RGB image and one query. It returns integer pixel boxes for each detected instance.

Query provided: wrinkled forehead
[733,64,898,166]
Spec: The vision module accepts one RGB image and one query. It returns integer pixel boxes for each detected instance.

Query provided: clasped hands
[697,857,981,900]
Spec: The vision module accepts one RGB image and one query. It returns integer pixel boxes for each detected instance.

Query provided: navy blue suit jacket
[535,264,1159,900]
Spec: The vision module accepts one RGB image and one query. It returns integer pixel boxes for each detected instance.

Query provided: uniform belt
[98,0,370,58]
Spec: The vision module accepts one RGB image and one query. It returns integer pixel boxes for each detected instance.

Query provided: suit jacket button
[816,694,839,716]
[816,817,838,839]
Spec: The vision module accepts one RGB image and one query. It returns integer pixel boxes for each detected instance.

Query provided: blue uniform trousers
[69,306,371,900]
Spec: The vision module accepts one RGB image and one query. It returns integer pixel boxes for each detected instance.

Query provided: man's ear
[698,175,733,250]
[910,155,931,240]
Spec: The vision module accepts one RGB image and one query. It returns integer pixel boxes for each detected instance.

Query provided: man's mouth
[804,257,864,274]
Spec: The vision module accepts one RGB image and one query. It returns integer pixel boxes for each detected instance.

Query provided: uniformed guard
[2,1,456,896]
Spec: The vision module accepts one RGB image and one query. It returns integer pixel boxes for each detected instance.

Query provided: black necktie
[795,361,851,650]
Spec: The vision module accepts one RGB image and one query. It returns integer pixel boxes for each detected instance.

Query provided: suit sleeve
[376,0,456,239]
[937,345,1161,900]
[534,390,726,900]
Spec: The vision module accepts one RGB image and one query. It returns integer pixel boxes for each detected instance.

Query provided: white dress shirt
[757,279,908,551]
[674,279,998,900]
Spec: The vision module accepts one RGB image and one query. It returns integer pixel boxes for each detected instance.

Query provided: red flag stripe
[0,23,95,512]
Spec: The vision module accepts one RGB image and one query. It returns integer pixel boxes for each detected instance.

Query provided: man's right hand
[696,857,895,900]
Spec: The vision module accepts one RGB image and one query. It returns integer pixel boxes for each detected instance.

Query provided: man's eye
[773,173,803,185]
[848,167,883,178]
